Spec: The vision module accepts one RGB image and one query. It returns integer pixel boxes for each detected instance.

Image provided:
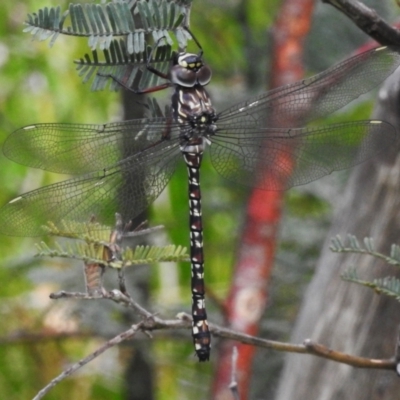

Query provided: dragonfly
[1,39,400,361]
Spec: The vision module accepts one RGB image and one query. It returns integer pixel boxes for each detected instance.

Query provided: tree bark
[274,68,400,399]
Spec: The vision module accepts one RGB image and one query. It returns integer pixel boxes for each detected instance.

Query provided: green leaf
[24,0,192,54]
[75,42,172,91]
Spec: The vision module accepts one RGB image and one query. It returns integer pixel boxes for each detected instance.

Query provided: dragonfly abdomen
[182,148,211,361]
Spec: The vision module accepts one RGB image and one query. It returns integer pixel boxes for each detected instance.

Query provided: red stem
[212,1,315,398]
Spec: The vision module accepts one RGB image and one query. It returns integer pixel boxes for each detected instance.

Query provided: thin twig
[117,268,128,294]
[46,289,398,371]
[50,291,102,300]
[3,308,397,399]
[32,322,144,400]
[209,320,396,370]
[229,347,240,400]
[122,225,164,237]
[395,327,400,376]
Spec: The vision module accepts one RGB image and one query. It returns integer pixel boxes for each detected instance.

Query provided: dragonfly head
[170,52,212,87]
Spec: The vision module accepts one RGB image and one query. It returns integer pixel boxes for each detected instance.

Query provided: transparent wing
[3,119,181,174]
[0,140,181,236]
[210,120,397,190]
[219,46,400,127]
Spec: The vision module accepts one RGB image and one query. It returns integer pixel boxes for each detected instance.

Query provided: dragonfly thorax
[173,86,217,132]
[169,52,212,87]
[178,111,217,145]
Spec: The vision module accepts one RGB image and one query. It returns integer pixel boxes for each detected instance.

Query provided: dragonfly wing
[219,46,400,127]
[0,140,181,236]
[210,120,397,190]
[3,119,179,174]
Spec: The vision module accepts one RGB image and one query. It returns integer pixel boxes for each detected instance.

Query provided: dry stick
[33,291,394,398]
[395,327,400,375]
[12,307,397,398]
[229,347,240,400]
[50,291,99,300]
[117,268,128,294]
[107,216,128,294]
[50,289,153,318]
[49,288,397,370]
[32,322,144,400]
[48,287,397,370]
[122,224,164,237]
[9,310,395,373]
[132,312,397,371]
[210,322,395,370]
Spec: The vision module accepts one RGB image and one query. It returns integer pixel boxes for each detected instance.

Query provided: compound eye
[170,64,197,87]
[197,65,212,86]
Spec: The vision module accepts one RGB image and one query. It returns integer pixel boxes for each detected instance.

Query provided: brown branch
[48,288,398,371]
[303,340,393,369]
[3,307,396,372]
[209,322,395,370]
[9,286,397,399]
[395,327,400,375]
[322,0,400,46]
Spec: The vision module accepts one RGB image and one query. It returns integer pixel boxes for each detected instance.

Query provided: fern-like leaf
[42,220,112,243]
[24,0,192,53]
[24,6,68,47]
[337,235,400,303]
[330,234,400,267]
[37,219,188,267]
[342,271,400,302]
[371,277,400,301]
[122,244,189,266]
[76,41,173,91]
[35,241,189,268]
[341,267,359,282]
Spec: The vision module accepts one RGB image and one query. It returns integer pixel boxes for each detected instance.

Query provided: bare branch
[47,289,397,371]
[303,339,393,369]
[5,299,397,400]
[32,322,144,400]
[229,347,240,400]
[210,322,395,370]
[395,327,400,375]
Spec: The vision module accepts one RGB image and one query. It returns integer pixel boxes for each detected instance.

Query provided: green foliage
[331,235,400,301]
[35,239,188,267]
[342,270,400,301]
[34,220,188,266]
[331,234,400,266]
[76,42,174,91]
[24,0,191,51]
[24,0,193,91]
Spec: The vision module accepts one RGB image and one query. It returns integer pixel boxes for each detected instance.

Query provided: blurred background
[0,0,398,399]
